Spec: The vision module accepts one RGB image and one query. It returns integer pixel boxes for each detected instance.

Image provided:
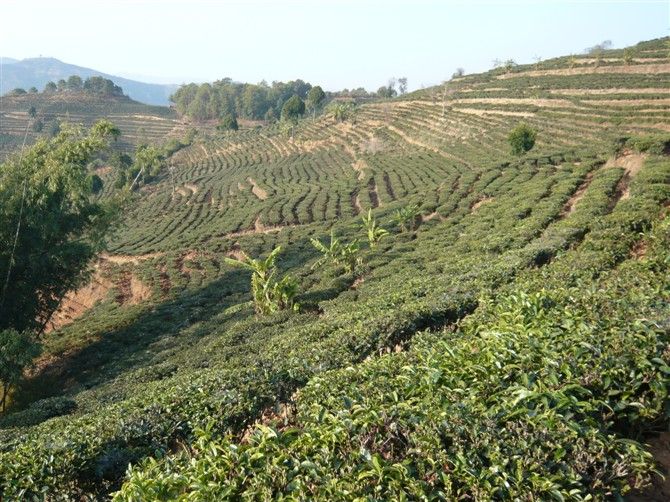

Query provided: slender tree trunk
[1,383,8,413]
[129,166,145,191]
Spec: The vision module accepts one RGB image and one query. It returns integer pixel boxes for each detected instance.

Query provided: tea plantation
[1,37,669,500]
[0,92,184,158]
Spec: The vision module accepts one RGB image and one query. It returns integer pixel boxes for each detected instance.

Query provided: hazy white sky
[1,0,668,91]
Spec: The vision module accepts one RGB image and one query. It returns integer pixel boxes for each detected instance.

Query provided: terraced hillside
[1,38,669,500]
[0,92,185,158]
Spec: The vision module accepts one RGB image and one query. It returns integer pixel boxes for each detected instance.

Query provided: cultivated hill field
[1,37,670,500]
[0,92,185,159]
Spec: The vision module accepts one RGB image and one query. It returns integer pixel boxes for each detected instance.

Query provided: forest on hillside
[169,77,407,122]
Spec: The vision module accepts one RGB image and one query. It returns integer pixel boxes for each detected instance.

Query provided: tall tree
[397,77,408,95]
[188,84,214,121]
[241,84,268,119]
[129,144,165,188]
[281,95,305,122]
[0,121,122,334]
[376,85,397,99]
[306,85,326,119]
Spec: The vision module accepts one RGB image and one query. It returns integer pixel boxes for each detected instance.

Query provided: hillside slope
[0,57,177,105]
[1,37,669,500]
[0,92,184,158]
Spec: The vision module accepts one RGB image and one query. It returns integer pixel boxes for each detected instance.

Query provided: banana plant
[311,230,362,274]
[392,204,421,232]
[224,246,298,314]
[361,208,388,248]
[310,230,342,269]
[339,240,362,274]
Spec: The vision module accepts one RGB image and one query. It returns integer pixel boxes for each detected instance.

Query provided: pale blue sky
[1,0,668,91]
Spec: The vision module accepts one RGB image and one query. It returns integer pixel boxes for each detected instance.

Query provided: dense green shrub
[0,396,76,428]
[115,215,670,499]
[508,123,537,155]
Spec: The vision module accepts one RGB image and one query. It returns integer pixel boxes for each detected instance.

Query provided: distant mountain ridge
[0,57,178,105]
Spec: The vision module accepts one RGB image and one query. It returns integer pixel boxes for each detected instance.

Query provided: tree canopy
[34,76,126,98]
[508,123,537,155]
[306,86,326,118]
[170,79,316,122]
[0,121,122,334]
[129,144,165,188]
[83,76,124,97]
[281,95,305,122]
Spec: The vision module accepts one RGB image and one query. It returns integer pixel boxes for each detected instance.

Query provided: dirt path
[605,152,647,206]
[247,177,269,200]
[221,216,292,239]
[422,211,445,222]
[592,98,670,107]
[100,252,163,264]
[454,108,535,118]
[350,189,362,215]
[454,97,573,108]
[101,252,163,264]
[548,88,670,96]
[560,172,595,216]
[497,63,670,80]
[184,183,198,194]
[352,159,368,181]
[471,196,494,212]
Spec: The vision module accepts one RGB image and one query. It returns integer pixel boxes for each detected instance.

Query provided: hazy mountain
[0,57,178,105]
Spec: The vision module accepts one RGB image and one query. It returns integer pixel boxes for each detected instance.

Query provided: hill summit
[0,56,177,105]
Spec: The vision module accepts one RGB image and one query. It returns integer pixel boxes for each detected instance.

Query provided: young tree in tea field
[508,123,537,155]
